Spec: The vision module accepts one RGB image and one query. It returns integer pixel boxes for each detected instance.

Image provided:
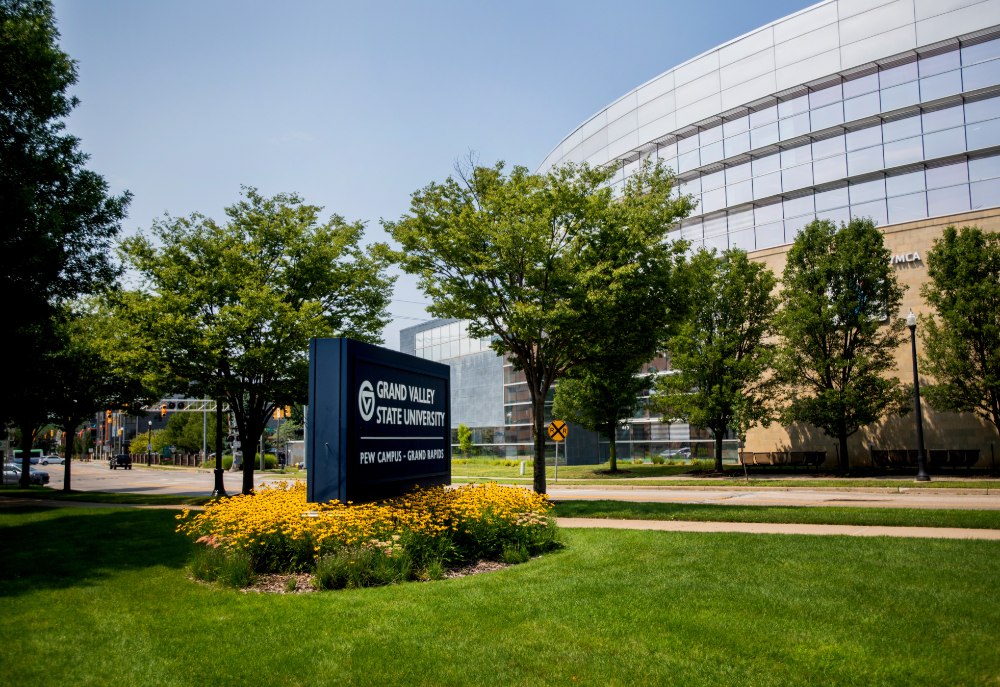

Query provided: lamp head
[906,309,917,328]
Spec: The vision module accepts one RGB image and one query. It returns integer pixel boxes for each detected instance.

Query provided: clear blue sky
[52,0,807,348]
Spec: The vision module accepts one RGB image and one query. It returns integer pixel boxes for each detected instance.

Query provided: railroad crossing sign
[547,420,568,442]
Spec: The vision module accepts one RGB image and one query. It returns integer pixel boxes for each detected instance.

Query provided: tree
[650,248,778,472]
[132,429,167,455]
[158,411,218,454]
[552,363,648,472]
[918,225,1000,438]
[457,424,474,459]
[384,159,693,494]
[773,218,911,470]
[116,187,395,494]
[1,0,131,485]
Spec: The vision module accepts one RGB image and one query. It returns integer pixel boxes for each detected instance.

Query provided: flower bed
[176,482,558,589]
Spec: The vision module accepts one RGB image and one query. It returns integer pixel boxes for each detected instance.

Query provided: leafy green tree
[0,1,131,483]
[385,159,693,494]
[132,429,168,454]
[116,187,394,494]
[457,424,474,459]
[774,218,911,470]
[650,248,778,472]
[552,364,648,472]
[158,412,218,454]
[918,225,1000,438]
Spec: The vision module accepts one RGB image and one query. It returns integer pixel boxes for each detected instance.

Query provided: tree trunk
[532,392,546,495]
[714,429,724,473]
[17,424,33,488]
[608,426,618,473]
[838,421,850,473]
[63,421,77,492]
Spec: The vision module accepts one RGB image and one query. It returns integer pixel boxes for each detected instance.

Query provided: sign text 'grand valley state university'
[306,338,451,504]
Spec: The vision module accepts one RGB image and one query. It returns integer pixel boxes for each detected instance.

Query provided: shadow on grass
[0,505,191,598]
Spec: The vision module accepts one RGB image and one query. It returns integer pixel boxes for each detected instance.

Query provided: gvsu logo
[358,380,375,421]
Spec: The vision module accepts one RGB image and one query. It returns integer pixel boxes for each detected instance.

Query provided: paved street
[26,462,1000,510]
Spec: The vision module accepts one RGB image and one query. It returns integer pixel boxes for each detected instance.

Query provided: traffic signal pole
[213,399,227,497]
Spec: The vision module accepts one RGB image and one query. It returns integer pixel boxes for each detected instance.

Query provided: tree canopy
[919,225,1000,437]
[115,187,395,494]
[384,159,694,493]
[773,218,910,469]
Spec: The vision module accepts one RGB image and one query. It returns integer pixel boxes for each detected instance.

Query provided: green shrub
[284,577,297,592]
[188,546,255,589]
[312,545,413,590]
[502,542,529,564]
[666,459,677,466]
[188,545,227,582]
[632,458,644,465]
[651,455,665,465]
[425,558,445,581]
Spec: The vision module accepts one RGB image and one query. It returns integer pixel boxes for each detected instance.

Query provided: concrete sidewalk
[557,517,1000,540]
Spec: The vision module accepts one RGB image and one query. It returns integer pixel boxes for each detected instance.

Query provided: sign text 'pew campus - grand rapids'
[306,338,451,504]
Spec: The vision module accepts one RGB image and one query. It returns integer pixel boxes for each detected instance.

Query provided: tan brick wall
[744,209,1000,468]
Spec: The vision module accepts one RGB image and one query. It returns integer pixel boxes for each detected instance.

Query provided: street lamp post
[212,399,227,497]
[907,310,930,482]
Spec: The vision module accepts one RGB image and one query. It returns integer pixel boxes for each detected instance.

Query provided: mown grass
[1,505,999,685]
[0,485,215,506]
[553,500,1000,529]
[453,475,1000,490]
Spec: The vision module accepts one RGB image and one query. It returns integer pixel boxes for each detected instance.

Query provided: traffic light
[177,402,186,410]
[160,404,166,417]
[273,408,282,419]
[167,402,176,410]
[106,410,112,424]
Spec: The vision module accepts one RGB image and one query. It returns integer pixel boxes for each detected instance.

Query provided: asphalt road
[27,462,1000,510]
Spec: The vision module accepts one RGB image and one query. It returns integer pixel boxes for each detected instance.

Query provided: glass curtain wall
[414,320,495,361]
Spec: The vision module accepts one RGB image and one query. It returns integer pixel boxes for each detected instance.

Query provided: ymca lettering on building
[890,251,921,265]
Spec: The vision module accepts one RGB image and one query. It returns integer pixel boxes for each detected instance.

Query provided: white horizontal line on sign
[359,436,444,440]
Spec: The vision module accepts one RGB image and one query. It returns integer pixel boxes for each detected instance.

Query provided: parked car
[3,463,50,485]
[110,454,132,470]
[40,455,65,465]
[658,448,692,459]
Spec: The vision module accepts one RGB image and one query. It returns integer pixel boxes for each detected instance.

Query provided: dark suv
[110,454,132,470]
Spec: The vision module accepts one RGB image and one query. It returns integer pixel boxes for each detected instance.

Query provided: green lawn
[0,485,215,506]
[454,474,1000,490]
[553,499,1000,529]
[2,506,999,685]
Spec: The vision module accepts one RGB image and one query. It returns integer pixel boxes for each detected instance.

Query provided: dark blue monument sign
[306,338,451,503]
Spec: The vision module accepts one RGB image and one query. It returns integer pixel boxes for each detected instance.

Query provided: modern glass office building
[405,0,1000,467]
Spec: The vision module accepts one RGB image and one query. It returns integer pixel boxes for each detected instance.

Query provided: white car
[40,455,65,465]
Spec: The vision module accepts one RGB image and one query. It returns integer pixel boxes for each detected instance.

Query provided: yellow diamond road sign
[548,420,568,442]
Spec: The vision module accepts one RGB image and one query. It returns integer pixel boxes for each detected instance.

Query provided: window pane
[883,115,922,142]
[781,144,812,167]
[784,194,814,218]
[678,149,700,172]
[844,91,880,120]
[754,202,782,225]
[962,38,1000,66]
[886,170,925,196]
[880,81,920,111]
[927,184,971,215]
[679,134,699,153]
[460,337,471,356]
[752,152,780,176]
[751,121,779,149]
[749,105,777,128]
[726,162,751,183]
[679,177,701,195]
[703,213,727,236]
[700,125,723,145]
[883,136,923,167]
[843,73,879,98]
[660,156,677,173]
[778,95,809,119]
[847,126,882,151]
[702,169,725,190]
[724,131,751,158]
[888,192,928,223]
[809,101,844,130]
[920,51,960,78]
[813,154,847,184]
[926,162,969,189]
[729,227,755,252]
[727,179,753,206]
[969,154,1000,180]
[753,171,782,199]
[848,146,884,175]
[681,219,703,239]
[965,96,1000,123]
[723,115,749,137]
[850,178,886,204]
[920,71,963,102]
[782,163,813,191]
[962,59,1000,92]
[813,134,846,158]
[810,84,842,109]
[704,234,728,251]
[701,140,724,165]
[880,62,918,89]
[851,199,888,225]
[755,221,784,250]
[784,214,814,240]
[923,128,967,159]
[817,205,851,226]
[923,106,964,133]
[728,207,753,231]
[815,185,849,211]
[966,118,1000,150]
[971,177,1000,209]
[701,187,726,213]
